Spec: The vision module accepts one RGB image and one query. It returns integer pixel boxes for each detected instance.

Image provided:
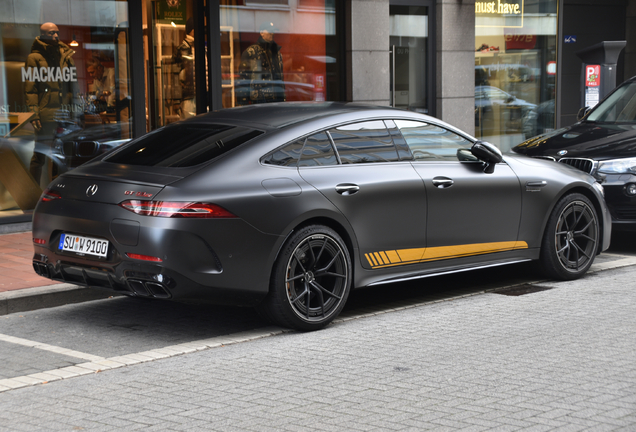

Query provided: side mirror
[577,106,591,121]
[457,148,479,162]
[471,140,502,174]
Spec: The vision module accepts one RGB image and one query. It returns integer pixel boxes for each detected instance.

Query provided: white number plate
[58,234,109,258]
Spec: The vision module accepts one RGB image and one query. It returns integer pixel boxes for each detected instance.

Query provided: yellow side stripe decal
[365,241,528,269]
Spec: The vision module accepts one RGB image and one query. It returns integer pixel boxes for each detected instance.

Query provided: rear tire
[539,193,599,280]
[258,225,352,331]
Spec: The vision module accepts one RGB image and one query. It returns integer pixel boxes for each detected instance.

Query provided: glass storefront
[219,0,340,108]
[0,0,131,222]
[143,0,340,131]
[475,0,557,151]
[0,0,341,223]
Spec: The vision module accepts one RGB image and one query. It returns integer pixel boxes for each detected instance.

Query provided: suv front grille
[558,157,595,174]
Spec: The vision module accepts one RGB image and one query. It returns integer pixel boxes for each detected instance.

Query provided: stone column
[346,0,391,105]
[436,0,475,135]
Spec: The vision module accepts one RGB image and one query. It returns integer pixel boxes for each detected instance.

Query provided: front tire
[258,225,352,331]
[539,193,599,280]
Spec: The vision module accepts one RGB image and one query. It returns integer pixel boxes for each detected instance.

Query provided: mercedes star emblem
[86,184,99,197]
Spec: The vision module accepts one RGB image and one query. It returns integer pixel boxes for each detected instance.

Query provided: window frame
[261,116,482,168]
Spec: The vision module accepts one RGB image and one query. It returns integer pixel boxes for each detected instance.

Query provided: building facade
[0,0,634,228]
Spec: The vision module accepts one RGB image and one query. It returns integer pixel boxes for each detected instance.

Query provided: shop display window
[475,0,557,151]
[220,0,339,108]
[0,0,131,221]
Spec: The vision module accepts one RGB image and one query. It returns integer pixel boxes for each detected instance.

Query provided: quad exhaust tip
[126,279,171,299]
[32,262,50,278]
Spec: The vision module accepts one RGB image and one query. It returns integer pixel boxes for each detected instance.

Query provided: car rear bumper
[32,199,281,306]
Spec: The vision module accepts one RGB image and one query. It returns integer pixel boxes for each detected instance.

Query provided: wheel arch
[544,185,608,254]
[267,215,358,291]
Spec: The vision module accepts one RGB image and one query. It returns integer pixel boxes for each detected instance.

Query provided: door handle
[432,177,454,188]
[335,184,360,195]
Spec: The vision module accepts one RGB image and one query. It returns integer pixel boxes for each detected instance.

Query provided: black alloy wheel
[540,193,599,280]
[260,225,352,331]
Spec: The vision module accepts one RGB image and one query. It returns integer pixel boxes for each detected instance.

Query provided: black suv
[513,76,636,231]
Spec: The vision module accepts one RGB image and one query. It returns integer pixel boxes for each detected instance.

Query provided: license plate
[58,234,109,258]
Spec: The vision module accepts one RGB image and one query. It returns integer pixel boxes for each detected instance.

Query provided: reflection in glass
[396,120,472,162]
[0,0,131,220]
[390,5,428,113]
[475,0,557,151]
[329,121,399,164]
[220,0,339,108]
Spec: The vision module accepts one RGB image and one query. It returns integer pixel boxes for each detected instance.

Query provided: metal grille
[77,141,99,157]
[614,205,636,220]
[558,157,595,174]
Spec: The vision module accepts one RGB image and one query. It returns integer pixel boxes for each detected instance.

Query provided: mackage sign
[21,66,78,83]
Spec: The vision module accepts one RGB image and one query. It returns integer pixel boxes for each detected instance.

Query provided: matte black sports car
[513,75,636,231]
[32,103,611,331]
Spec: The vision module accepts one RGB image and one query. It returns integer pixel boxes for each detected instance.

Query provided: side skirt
[365,258,533,287]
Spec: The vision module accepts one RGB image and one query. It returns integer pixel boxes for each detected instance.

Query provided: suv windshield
[586,80,636,124]
[106,124,263,167]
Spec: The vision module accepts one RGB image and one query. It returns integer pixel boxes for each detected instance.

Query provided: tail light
[119,200,237,219]
[126,253,163,262]
[41,189,62,202]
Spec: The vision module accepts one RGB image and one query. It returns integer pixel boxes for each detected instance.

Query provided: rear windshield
[106,124,263,167]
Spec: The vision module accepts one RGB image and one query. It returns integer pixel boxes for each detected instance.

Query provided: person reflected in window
[238,22,285,105]
[24,22,77,186]
[86,58,116,112]
[173,17,196,118]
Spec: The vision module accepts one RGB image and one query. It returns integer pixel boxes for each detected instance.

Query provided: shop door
[144,0,204,129]
[389,1,434,115]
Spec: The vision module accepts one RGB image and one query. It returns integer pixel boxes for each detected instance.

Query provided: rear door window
[106,124,263,167]
[262,139,305,167]
[298,132,338,167]
[328,120,400,164]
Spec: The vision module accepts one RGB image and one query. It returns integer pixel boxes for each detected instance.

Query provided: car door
[395,119,523,262]
[297,120,428,270]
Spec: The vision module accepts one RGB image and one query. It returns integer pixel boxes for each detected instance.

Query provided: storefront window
[0,0,131,222]
[144,0,198,129]
[220,0,340,108]
[475,0,557,151]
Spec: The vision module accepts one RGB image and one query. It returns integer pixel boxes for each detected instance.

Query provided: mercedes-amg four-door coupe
[32,103,611,331]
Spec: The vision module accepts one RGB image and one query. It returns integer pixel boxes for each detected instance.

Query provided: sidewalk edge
[0,284,117,316]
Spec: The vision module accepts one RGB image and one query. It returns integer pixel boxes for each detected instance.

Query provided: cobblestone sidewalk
[0,264,635,431]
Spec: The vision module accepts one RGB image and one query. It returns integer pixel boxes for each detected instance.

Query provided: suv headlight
[596,157,636,174]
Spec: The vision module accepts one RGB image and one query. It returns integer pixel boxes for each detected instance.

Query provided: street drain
[494,284,554,296]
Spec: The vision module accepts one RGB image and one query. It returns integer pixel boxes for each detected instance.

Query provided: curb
[0,284,117,316]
